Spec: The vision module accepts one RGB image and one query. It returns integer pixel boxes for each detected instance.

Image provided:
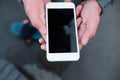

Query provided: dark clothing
[52,0,113,10]
[19,0,113,11]
[98,0,113,10]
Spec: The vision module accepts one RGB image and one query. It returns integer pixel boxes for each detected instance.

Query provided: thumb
[81,23,97,46]
[80,14,100,45]
[76,5,82,17]
[81,31,90,46]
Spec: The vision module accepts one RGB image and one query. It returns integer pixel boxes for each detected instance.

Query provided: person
[17,0,113,77]
[20,0,112,50]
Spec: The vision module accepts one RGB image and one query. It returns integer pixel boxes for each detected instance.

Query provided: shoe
[11,20,42,40]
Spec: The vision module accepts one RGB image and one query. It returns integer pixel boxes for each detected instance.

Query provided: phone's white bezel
[46,2,80,62]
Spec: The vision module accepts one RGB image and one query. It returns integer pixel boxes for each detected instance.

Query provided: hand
[76,0,102,49]
[22,0,51,41]
[39,0,73,50]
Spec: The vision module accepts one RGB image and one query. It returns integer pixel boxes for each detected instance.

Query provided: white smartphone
[46,2,80,62]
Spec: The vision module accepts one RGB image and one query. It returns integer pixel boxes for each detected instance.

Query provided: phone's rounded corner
[76,54,80,61]
[47,58,52,62]
[70,2,75,6]
[46,55,52,62]
[46,2,52,7]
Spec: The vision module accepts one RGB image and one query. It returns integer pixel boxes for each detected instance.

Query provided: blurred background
[0,0,120,80]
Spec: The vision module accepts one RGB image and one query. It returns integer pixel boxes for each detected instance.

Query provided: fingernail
[82,38,89,45]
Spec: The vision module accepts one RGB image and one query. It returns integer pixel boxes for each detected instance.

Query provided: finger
[64,0,71,2]
[77,17,82,28]
[80,24,90,46]
[78,22,86,42]
[81,35,89,46]
[41,44,46,51]
[39,38,46,44]
[76,5,82,17]
[78,23,86,49]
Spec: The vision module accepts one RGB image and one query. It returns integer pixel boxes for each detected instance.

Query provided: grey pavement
[0,58,28,80]
[0,0,120,80]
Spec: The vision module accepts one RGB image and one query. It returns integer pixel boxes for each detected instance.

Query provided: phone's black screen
[48,9,77,53]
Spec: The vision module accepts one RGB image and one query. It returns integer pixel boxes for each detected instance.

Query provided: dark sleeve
[97,0,113,10]
[18,0,23,4]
